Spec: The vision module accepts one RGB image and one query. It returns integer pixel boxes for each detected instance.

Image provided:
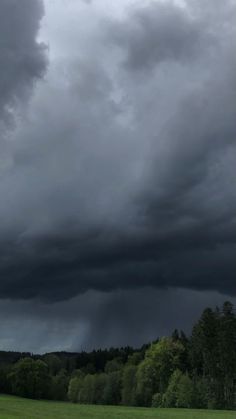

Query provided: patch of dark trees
[0,301,236,410]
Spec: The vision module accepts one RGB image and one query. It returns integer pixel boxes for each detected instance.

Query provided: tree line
[0,301,236,410]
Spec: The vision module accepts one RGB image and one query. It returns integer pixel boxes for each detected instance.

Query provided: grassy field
[0,395,235,419]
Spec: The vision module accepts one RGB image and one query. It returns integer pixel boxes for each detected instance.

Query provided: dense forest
[0,301,236,410]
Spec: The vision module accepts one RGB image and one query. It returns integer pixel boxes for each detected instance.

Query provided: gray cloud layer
[0,0,235,308]
[0,0,47,124]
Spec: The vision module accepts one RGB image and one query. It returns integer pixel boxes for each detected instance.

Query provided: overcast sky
[0,0,235,353]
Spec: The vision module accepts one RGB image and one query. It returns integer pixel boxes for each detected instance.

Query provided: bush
[152,393,162,407]
[162,370,194,408]
[162,369,182,407]
[176,374,194,408]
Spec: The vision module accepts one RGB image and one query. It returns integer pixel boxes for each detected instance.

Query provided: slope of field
[0,395,235,419]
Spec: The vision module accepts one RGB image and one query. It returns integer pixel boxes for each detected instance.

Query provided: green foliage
[68,376,81,403]
[136,337,186,406]
[190,303,236,410]
[51,370,69,400]
[81,363,96,375]
[176,373,194,408]
[93,373,107,404]
[43,354,62,376]
[191,377,208,408]
[162,370,194,408]
[105,359,123,374]
[80,374,96,404]
[121,364,137,406]
[151,393,162,407]
[0,365,11,393]
[147,338,185,393]
[103,371,122,405]
[8,358,51,399]
[136,358,156,406]
[218,302,236,409]
[163,370,182,407]
[127,352,143,366]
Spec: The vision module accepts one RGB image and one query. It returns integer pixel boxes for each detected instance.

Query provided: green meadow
[0,395,235,419]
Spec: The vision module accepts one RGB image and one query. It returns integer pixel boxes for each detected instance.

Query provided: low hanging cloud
[0,0,235,305]
[1,288,235,353]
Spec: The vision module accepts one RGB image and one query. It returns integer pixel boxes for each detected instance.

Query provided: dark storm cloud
[0,0,235,304]
[1,288,236,352]
[0,0,47,124]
